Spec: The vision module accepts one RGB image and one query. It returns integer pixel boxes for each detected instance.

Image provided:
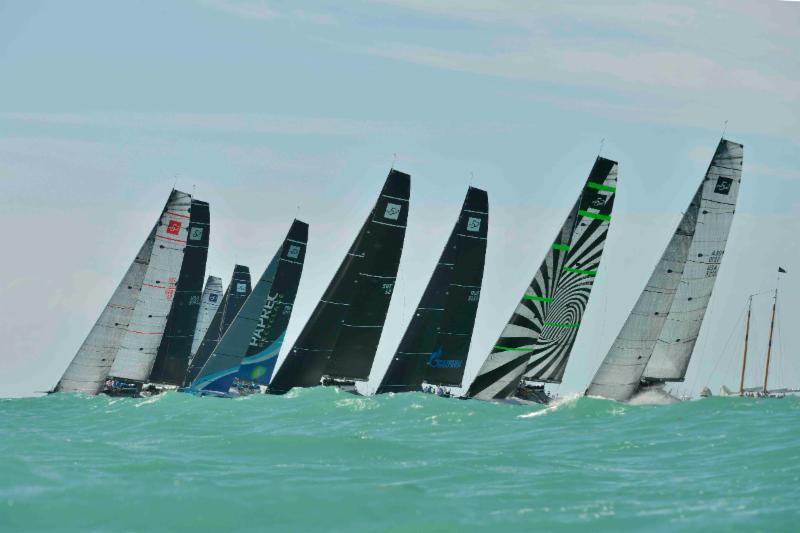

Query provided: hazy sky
[1,0,799,398]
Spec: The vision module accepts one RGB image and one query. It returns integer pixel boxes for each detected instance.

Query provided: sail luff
[148,199,210,385]
[107,190,193,383]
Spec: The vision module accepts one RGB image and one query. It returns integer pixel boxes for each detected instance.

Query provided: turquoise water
[1,390,798,532]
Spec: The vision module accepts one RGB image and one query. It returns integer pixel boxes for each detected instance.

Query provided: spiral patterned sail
[467,157,617,400]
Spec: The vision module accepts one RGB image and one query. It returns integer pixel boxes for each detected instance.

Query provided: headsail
[268,169,410,393]
[189,275,224,357]
[148,199,210,385]
[55,226,157,394]
[183,265,251,386]
[587,139,743,402]
[377,187,488,393]
[237,221,308,386]
[467,157,617,400]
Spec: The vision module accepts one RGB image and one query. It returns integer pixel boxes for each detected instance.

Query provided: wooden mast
[739,296,752,395]
[762,289,778,393]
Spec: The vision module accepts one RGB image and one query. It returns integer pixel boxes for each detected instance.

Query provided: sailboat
[183,265,252,387]
[54,189,196,395]
[147,199,210,388]
[186,220,308,396]
[376,186,488,394]
[189,275,224,358]
[720,281,798,398]
[268,169,410,394]
[586,139,743,403]
[466,157,617,403]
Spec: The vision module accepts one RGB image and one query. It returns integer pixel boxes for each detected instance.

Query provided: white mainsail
[189,275,223,357]
[587,139,743,401]
[107,190,193,383]
[55,227,157,394]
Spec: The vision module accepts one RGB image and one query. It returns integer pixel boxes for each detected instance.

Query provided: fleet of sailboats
[53,138,785,403]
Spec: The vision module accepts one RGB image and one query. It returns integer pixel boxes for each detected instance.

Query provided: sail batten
[467,157,617,400]
[587,139,743,401]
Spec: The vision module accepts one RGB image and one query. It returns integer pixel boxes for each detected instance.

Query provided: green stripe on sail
[563,267,597,276]
[552,243,570,251]
[578,209,611,222]
[586,181,616,193]
[523,295,552,302]
[493,345,531,352]
[543,321,580,328]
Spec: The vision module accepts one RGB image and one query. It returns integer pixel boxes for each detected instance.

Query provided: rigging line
[701,300,747,389]
[721,119,728,139]
[391,152,397,170]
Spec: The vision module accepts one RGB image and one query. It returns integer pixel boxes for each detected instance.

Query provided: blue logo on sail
[426,346,463,369]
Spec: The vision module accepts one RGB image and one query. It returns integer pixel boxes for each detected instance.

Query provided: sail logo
[209,293,219,303]
[384,203,401,221]
[467,217,482,232]
[287,244,301,259]
[468,289,480,302]
[382,282,394,295]
[236,283,247,293]
[166,220,182,235]
[714,177,733,195]
[189,295,200,306]
[250,294,280,347]
[591,196,606,207]
[427,347,463,369]
[189,227,204,241]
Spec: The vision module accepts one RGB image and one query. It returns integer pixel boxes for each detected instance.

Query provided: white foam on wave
[517,393,582,418]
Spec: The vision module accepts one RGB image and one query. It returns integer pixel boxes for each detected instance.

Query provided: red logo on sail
[166,220,182,235]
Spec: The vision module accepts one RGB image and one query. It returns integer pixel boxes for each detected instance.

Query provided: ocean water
[1,390,798,532]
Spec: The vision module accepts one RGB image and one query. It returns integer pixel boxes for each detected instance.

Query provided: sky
[1,0,799,398]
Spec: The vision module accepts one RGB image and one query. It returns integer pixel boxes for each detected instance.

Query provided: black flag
[778,267,787,273]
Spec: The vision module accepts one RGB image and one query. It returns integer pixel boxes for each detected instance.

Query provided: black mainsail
[587,139,743,402]
[148,199,210,385]
[376,187,488,393]
[188,220,308,394]
[268,169,410,393]
[467,157,617,401]
[183,265,251,386]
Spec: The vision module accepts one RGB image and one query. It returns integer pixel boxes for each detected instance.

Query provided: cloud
[1,112,400,136]
[360,1,800,140]
[200,0,276,21]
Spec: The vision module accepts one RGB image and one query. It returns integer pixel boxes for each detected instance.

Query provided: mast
[762,289,777,393]
[738,296,752,395]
